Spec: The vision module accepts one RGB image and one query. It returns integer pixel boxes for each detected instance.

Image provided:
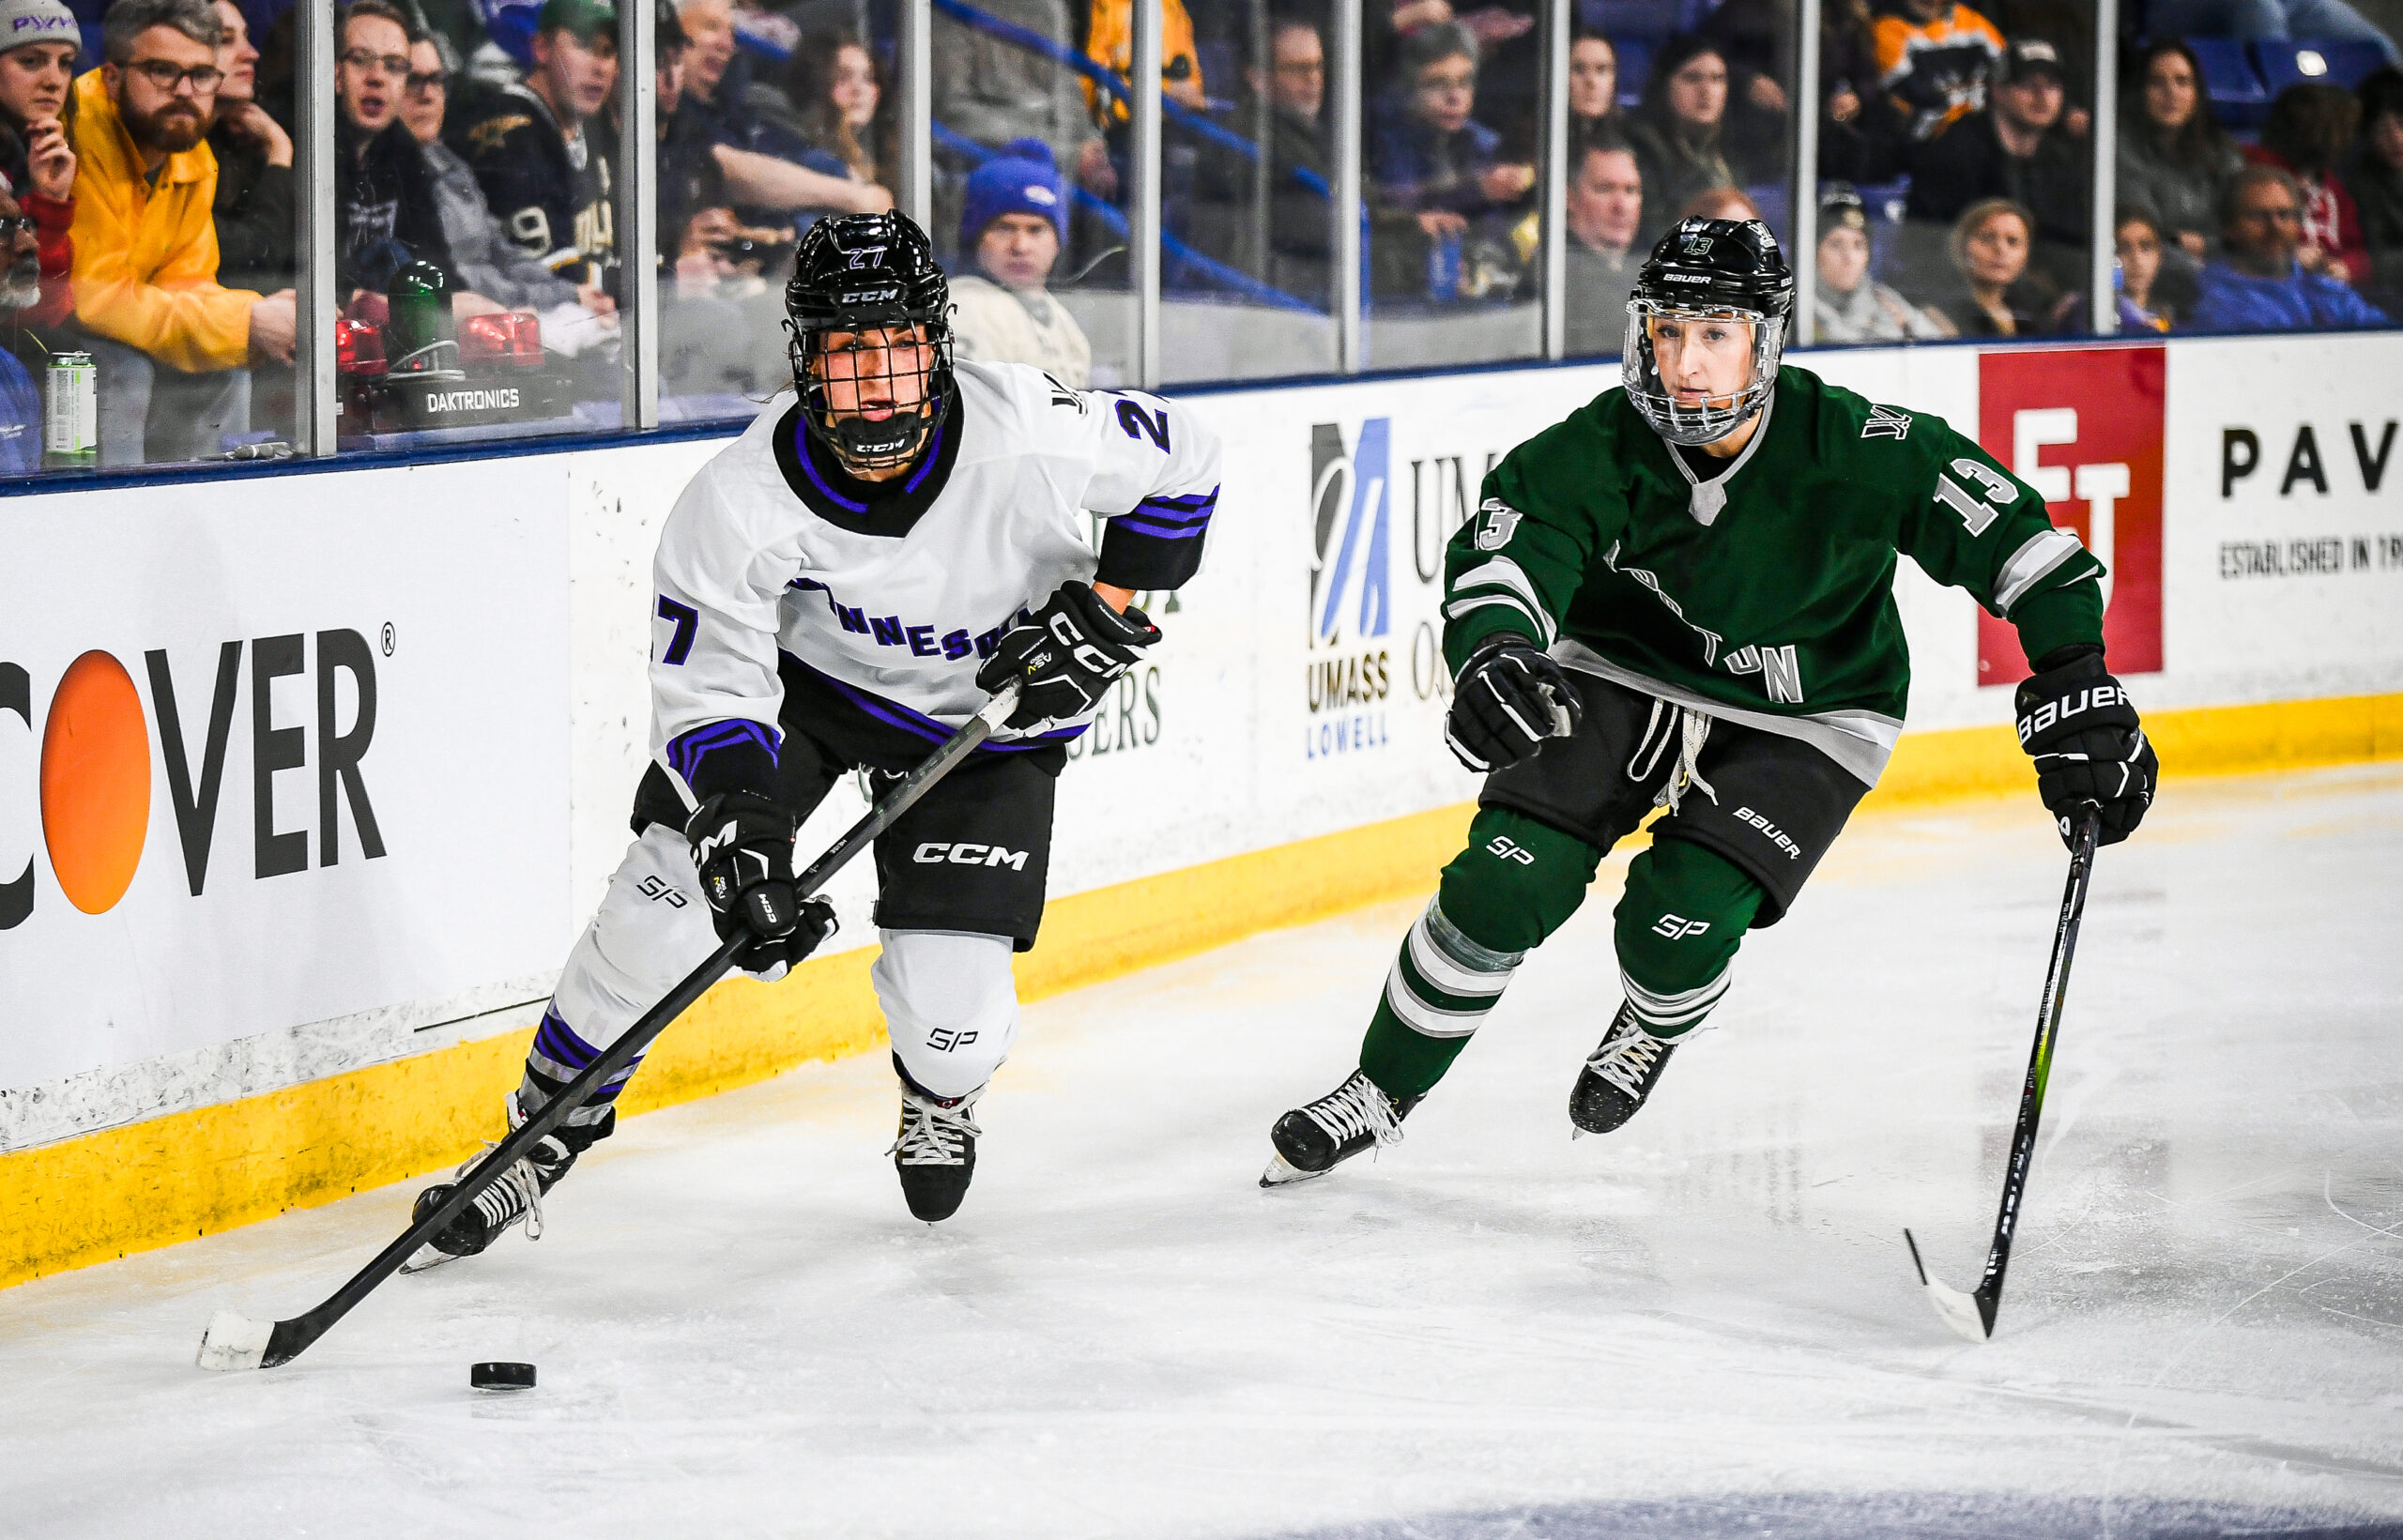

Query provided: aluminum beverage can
[1427,231,1462,302]
[44,350,96,463]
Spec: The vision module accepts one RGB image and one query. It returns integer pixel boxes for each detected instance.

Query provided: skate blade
[1259,1151,1330,1188]
[398,1242,467,1275]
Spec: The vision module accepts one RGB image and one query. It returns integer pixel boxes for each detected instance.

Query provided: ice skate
[1569,1003,1679,1136]
[891,1075,985,1223]
[402,1092,582,1272]
[1262,1071,1419,1186]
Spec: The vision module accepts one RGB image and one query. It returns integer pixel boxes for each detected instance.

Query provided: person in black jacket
[206,0,293,296]
[448,0,619,291]
[1190,11,1336,306]
[331,0,454,297]
[1906,37,2089,302]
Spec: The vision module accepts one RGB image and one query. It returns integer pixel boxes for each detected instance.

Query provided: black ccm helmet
[1622,218,1796,446]
[785,211,955,474]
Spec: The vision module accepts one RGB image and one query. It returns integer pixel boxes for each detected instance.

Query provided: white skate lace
[1584,1021,1669,1099]
[890,1089,983,1166]
[454,1139,547,1242]
[1303,1074,1404,1150]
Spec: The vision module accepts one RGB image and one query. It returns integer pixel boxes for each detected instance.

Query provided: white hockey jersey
[647,360,1221,801]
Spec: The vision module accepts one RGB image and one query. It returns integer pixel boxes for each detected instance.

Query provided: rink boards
[2,330,2398,1288]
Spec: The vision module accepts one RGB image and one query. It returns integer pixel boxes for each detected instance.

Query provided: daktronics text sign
[0,466,573,1092]
[1973,345,2166,684]
[3,633,384,929]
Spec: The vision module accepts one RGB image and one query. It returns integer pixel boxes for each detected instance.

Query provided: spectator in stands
[406,32,596,322]
[2190,162,2389,327]
[2349,69,2403,309]
[1697,0,1797,179]
[1628,37,1759,221]
[1563,132,1643,356]
[2114,205,2176,330]
[69,0,289,464]
[1369,22,1534,298]
[1817,0,1905,183]
[1928,197,2047,334]
[0,182,48,469]
[2144,0,2398,70]
[947,138,1092,384]
[452,0,620,295]
[1566,30,1627,159]
[1906,38,2089,298]
[650,9,723,257]
[930,0,1114,200]
[1873,0,2004,144]
[332,0,456,297]
[206,0,291,297]
[1085,0,1206,119]
[1812,183,1951,341]
[2118,40,2241,266]
[0,0,76,335]
[1680,185,1764,221]
[2247,84,2373,287]
[676,0,890,222]
[779,31,891,191]
[1191,11,1335,305]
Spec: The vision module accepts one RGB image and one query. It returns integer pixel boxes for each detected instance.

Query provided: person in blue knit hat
[946,137,1093,385]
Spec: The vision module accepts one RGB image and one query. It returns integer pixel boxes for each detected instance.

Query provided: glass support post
[1332,0,1361,373]
[1539,0,1567,359]
[294,0,336,455]
[897,0,932,229]
[1247,0,1271,281]
[2090,0,2120,334]
[1132,0,1162,387]
[616,0,656,430]
[1791,0,1822,346]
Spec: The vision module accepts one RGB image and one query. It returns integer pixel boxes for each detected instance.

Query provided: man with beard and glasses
[0,181,48,471]
[0,0,80,337]
[68,0,292,465]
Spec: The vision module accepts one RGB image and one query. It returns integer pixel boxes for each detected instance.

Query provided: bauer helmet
[1623,218,1795,447]
[785,211,955,474]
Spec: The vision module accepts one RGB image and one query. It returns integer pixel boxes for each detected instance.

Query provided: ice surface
[5,766,2402,1539]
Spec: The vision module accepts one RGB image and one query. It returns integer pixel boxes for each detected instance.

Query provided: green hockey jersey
[1444,365,2105,786]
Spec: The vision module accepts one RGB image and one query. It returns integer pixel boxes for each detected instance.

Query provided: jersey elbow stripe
[1449,557,1557,644]
[1995,527,2089,613]
[1444,592,1553,646]
[665,719,782,783]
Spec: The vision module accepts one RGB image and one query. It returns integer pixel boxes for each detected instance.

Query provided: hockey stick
[1904,807,2103,1343]
[196,686,1019,1373]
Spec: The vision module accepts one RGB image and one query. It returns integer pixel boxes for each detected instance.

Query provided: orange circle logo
[40,650,150,914]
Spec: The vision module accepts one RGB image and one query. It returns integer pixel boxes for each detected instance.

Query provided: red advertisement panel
[1974,346,2166,686]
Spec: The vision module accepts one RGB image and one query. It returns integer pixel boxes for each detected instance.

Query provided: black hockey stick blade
[197,687,1018,1373]
[1904,808,2102,1345]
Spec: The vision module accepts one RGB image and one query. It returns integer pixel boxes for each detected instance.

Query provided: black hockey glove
[2015,649,2158,848]
[685,792,837,971]
[1445,634,1583,773]
[974,581,1162,733]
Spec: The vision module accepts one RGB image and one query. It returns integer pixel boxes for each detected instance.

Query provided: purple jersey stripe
[1113,516,1211,541]
[783,652,1088,751]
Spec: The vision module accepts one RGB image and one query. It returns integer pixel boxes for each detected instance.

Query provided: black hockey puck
[469,1361,536,1391]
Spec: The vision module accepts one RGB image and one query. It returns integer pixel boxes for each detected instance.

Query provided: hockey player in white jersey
[406,211,1220,1256]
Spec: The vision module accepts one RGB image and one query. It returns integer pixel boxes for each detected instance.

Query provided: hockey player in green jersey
[1263,217,2158,1183]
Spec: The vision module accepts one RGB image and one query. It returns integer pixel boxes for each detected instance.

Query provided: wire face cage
[787,318,956,475]
[1619,297,1784,448]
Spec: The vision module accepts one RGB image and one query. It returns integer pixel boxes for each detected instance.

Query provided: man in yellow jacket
[67,0,293,465]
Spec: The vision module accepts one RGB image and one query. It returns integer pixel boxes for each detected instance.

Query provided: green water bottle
[386,259,455,374]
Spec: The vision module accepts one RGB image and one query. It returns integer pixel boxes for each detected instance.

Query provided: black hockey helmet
[785,210,955,474]
[1622,218,1795,446]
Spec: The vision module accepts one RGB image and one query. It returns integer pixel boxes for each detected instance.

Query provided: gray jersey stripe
[1995,527,2089,613]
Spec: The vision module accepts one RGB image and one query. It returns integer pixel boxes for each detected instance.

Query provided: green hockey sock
[1611,838,1763,1037]
[1359,809,1603,1100]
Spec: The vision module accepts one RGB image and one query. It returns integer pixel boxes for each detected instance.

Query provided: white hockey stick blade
[1903,1228,1993,1344]
[196,1309,276,1372]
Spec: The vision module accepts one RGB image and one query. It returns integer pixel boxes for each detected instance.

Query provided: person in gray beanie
[0,0,81,331]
